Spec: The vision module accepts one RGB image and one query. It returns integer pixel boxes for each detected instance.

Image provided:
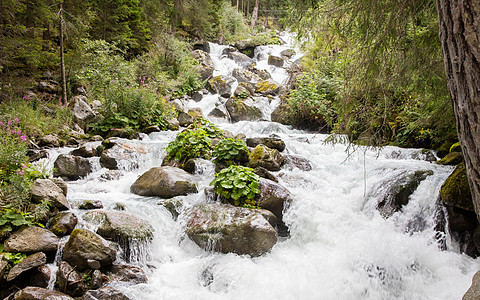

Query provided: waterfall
[41,33,480,300]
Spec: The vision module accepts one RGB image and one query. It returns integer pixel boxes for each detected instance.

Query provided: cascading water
[40,32,480,299]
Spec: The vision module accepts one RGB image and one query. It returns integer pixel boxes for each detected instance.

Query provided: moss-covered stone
[436,151,463,165]
[440,162,474,211]
[248,145,284,171]
[254,80,280,95]
[225,97,262,122]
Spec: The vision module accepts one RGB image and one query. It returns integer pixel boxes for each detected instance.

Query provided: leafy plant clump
[165,128,213,166]
[212,138,250,166]
[0,204,38,232]
[210,165,260,208]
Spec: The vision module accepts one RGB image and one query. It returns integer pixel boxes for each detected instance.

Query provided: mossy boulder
[255,79,280,96]
[4,226,59,254]
[185,202,277,257]
[53,154,93,180]
[208,75,236,98]
[62,229,117,271]
[232,68,261,83]
[47,211,78,237]
[227,51,254,68]
[225,97,262,123]
[30,178,70,210]
[6,252,47,282]
[130,166,198,198]
[249,144,284,171]
[436,151,463,165]
[267,55,284,67]
[377,170,434,217]
[440,162,474,211]
[246,137,286,152]
[271,99,291,125]
[15,287,74,300]
[192,49,214,81]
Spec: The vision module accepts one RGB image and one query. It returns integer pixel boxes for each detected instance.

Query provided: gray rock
[63,229,117,271]
[31,178,70,210]
[280,49,296,59]
[254,167,278,183]
[90,270,103,289]
[78,200,104,210]
[72,95,97,129]
[267,55,284,67]
[271,98,291,125]
[249,144,284,171]
[130,166,198,198]
[255,79,281,96]
[105,264,148,284]
[251,68,272,80]
[192,91,203,102]
[246,137,286,152]
[83,287,130,300]
[232,68,261,83]
[258,178,292,224]
[225,97,262,123]
[227,51,254,68]
[192,50,214,81]
[208,107,229,120]
[54,154,93,180]
[185,203,277,257]
[47,211,78,237]
[167,118,180,131]
[158,198,184,220]
[56,261,87,297]
[15,287,73,300]
[7,252,47,282]
[209,75,236,98]
[38,134,60,148]
[178,111,194,127]
[463,270,480,300]
[4,226,59,254]
[282,154,312,171]
[29,265,51,288]
[233,84,252,98]
[38,81,59,94]
[0,255,8,278]
[50,177,68,196]
[71,144,99,158]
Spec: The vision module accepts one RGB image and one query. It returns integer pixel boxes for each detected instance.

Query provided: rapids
[41,32,479,299]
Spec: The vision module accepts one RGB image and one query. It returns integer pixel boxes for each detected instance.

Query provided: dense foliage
[212,138,250,166]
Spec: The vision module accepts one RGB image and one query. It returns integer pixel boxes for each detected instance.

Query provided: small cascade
[36,33,480,300]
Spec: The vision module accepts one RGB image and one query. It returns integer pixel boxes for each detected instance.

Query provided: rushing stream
[42,32,480,299]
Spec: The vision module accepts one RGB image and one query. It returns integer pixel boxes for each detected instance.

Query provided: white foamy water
[40,33,479,299]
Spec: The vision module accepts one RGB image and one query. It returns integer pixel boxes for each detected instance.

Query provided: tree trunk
[250,0,259,28]
[437,0,480,218]
[236,0,239,12]
[59,2,67,105]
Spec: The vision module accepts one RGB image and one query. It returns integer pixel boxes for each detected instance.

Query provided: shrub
[210,165,260,208]
[212,138,250,166]
[165,128,213,166]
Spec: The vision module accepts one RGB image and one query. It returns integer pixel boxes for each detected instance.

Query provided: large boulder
[47,211,78,237]
[271,99,291,125]
[83,211,154,262]
[56,261,87,297]
[100,142,152,170]
[255,79,281,96]
[72,95,97,130]
[282,154,313,171]
[38,134,60,148]
[280,49,296,59]
[185,203,277,257]
[192,50,214,81]
[54,154,93,180]
[440,162,474,211]
[130,166,198,198]
[376,170,434,217]
[104,264,148,284]
[15,287,73,300]
[258,178,292,228]
[30,178,70,210]
[249,144,284,171]
[246,137,286,152]
[227,51,254,68]
[267,55,284,67]
[6,252,46,282]
[464,270,480,300]
[225,97,262,123]
[63,229,117,271]
[436,151,463,165]
[232,68,261,84]
[71,144,100,158]
[83,287,131,300]
[4,226,59,254]
[208,75,236,98]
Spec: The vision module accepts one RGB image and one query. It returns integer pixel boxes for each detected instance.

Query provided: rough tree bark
[436,1,480,218]
[59,2,67,105]
[250,0,259,28]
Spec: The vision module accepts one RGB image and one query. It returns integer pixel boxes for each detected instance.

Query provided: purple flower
[7,121,12,125]
[14,117,19,122]
[20,135,27,141]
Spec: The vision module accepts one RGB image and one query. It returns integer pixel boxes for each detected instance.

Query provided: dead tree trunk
[437,0,480,218]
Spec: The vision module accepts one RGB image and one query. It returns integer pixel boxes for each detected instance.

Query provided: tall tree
[250,0,259,28]
[436,0,480,219]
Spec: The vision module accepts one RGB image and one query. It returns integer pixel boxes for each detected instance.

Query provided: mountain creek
[20,32,480,299]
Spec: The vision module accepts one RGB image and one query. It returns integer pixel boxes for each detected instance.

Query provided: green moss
[249,145,265,163]
[255,80,278,93]
[449,142,461,153]
[440,163,474,211]
[436,152,463,165]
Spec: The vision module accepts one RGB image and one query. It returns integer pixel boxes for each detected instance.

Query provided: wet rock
[267,55,284,67]
[232,68,261,83]
[105,264,148,284]
[90,270,103,289]
[254,167,278,183]
[83,287,131,300]
[7,252,46,282]
[249,144,284,171]
[258,178,292,226]
[167,118,180,131]
[208,75,236,98]
[208,107,229,120]
[54,154,93,180]
[63,229,117,271]
[0,255,8,277]
[250,68,272,80]
[83,211,154,261]
[255,79,281,96]
[31,178,70,210]
[225,97,262,122]
[71,144,99,158]
[192,91,203,102]
[56,261,87,297]
[144,125,162,134]
[436,151,463,165]
[158,198,184,220]
[78,200,104,210]
[185,202,277,257]
[47,211,78,237]
[271,99,291,125]
[29,265,51,288]
[178,111,194,127]
[130,166,198,198]
[280,49,296,59]
[233,84,253,98]
[246,137,286,152]
[100,142,151,170]
[4,226,59,254]
[377,170,434,217]
[100,170,123,181]
[72,95,97,130]
[39,134,61,148]
[50,177,68,196]
[227,51,254,68]
[15,287,73,300]
[282,154,312,171]
[463,270,480,300]
[28,150,49,163]
[440,163,473,211]
[192,49,214,81]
